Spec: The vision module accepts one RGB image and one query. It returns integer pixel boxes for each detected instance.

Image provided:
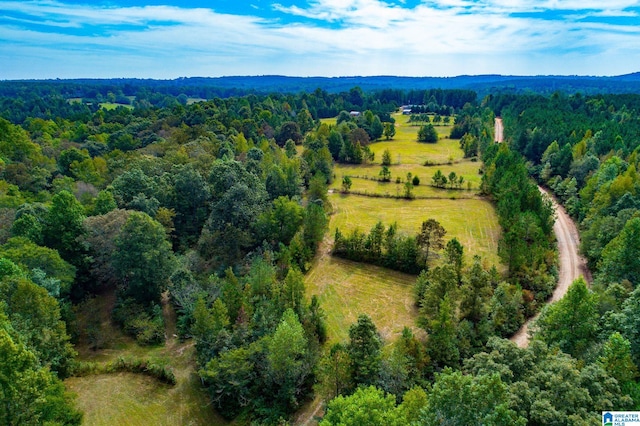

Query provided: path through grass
[65,292,227,426]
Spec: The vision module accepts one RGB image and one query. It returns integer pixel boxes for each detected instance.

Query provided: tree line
[333,219,447,274]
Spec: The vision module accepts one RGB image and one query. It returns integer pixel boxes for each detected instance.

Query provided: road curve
[510,186,592,348]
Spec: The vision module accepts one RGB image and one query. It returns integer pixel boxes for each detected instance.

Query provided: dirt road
[495,117,504,143]
[510,186,591,347]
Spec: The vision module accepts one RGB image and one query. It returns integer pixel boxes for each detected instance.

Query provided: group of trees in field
[431,170,466,189]
[323,110,383,164]
[417,123,438,143]
[332,219,447,274]
[480,143,557,320]
[408,113,452,126]
[193,260,327,421]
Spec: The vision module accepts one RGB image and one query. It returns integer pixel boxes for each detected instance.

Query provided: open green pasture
[99,102,134,110]
[331,161,483,196]
[391,112,454,137]
[65,354,223,426]
[187,98,207,105]
[369,137,463,165]
[328,194,501,268]
[304,193,501,344]
[305,254,420,344]
[320,117,337,126]
[374,113,459,162]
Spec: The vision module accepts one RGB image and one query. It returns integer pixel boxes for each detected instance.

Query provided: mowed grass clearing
[305,253,419,344]
[331,160,483,196]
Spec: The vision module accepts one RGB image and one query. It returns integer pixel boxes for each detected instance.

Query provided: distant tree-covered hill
[2,73,640,101]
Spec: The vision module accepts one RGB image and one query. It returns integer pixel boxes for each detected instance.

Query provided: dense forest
[3,72,640,102]
[0,80,639,425]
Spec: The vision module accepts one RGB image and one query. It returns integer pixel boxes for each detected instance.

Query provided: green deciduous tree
[316,343,353,400]
[418,123,438,143]
[113,211,176,305]
[266,309,309,410]
[0,237,75,297]
[382,148,392,166]
[320,386,399,426]
[383,122,396,140]
[341,175,352,193]
[10,213,43,245]
[43,190,87,268]
[445,237,464,284]
[257,196,304,247]
[431,169,447,188]
[379,165,391,182]
[0,275,75,377]
[370,116,384,141]
[599,332,638,389]
[533,278,598,358]
[200,344,258,419]
[489,282,524,337]
[421,368,526,426]
[417,218,447,264]
[426,294,460,368]
[598,217,640,286]
[0,312,82,426]
[170,165,209,245]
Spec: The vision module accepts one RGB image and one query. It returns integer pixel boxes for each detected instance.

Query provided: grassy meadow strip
[328,194,501,268]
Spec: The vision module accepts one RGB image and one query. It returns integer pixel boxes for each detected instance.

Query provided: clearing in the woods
[306,113,502,344]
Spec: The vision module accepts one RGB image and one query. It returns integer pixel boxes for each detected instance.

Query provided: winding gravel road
[510,187,592,348]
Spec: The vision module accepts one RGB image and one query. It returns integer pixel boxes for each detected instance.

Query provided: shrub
[113,298,165,345]
[71,357,177,385]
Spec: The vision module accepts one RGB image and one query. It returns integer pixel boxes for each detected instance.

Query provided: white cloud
[0,0,639,78]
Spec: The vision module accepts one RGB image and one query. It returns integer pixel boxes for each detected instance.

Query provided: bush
[113,298,165,345]
[71,357,177,385]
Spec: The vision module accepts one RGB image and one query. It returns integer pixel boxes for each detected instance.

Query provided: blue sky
[1,0,639,79]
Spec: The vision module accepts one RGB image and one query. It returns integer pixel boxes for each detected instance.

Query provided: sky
[1,0,639,79]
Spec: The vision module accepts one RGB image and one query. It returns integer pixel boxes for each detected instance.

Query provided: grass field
[99,102,134,110]
[65,346,223,426]
[331,160,483,196]
[328,194,501,267]
[305,112,502,345]
[65,293,227,426]
[305,254,420,344]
